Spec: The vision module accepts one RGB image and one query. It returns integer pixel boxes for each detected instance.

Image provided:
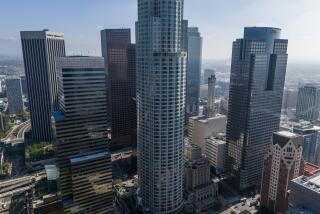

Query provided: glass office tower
[101,29,137,150]
[226,27,288,190]
[53,57,112,213]
[186,27,202,118]
[21,30,65,142]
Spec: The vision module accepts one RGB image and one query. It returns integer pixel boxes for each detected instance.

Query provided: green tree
[2,161,11,174]
[26,142,55,161]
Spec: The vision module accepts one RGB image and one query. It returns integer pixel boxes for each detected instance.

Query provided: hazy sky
[1,0,320,62]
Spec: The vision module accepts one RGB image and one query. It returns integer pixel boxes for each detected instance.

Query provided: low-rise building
[205,133,226,174]
[184,144,218,213]
[188,114,226,152]
[304,162,320,177]
[289,173,320,214]
[114,177,138,214]
[185,143,202,160]
[31,194,63,214]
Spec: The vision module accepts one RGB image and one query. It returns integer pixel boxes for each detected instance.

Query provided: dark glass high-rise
[226,27,288,190]
[20,30,65,143]
[101,29,137,150]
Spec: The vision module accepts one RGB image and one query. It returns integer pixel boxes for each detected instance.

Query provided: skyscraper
[282,88,298,112]
[296,85,320,122]
[5,76,23,114]
[21,30,65,142]
[53,57,112,213]
[20,75,28,96]
[226,27,288,190]
[293,124,320,165]
[181,20,189,52]
[203,75,216,118]
[101,29,136,150]
[136,0,187,212]
[186,27,202,118]
[203,69,215,84]
[206,134,226,174]
[260,131,304,213]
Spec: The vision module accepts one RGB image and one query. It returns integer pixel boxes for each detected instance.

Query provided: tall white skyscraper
[136,0,187,213]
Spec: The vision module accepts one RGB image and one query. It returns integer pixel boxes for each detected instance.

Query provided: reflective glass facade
[54,57,112,213]
[226,27,288,190]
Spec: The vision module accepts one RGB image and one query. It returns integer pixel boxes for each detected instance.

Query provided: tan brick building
[261,131,304,213]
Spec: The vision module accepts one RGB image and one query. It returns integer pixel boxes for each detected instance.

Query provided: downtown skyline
[1,0,320,62]
[1,0,320,214]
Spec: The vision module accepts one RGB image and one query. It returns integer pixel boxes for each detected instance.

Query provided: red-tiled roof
[304,162,320,177]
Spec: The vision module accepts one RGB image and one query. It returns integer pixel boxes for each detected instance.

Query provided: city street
[2,120,30,177]
[2,120,30,145]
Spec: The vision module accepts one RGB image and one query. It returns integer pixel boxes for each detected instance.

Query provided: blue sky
[1,0,320,62]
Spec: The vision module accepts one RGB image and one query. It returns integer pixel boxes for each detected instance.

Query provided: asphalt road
[3,120,30,146]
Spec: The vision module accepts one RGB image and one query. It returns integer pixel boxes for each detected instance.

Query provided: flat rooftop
[191,114,227,124]
[206,136,226,145]
[309,174,320,187]
[304,162,320,177]
[273,130,303,147]
[276,130,298,138]
[293,173,320,194]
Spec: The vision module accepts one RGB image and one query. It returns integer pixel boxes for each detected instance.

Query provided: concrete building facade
[260,131,304,214]
[188,114,227,152]
[205,134,226,174]
[289,173,320,214]
[184,144,217,213]
[136,0,187,212]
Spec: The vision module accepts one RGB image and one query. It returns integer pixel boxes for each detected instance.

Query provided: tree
[26,142,55,161]
[2,161,11,174]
